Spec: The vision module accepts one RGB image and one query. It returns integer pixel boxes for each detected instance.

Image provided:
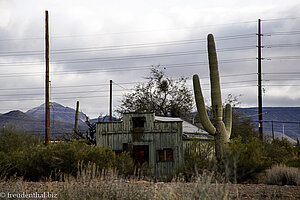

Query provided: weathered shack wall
[96,113,183,178]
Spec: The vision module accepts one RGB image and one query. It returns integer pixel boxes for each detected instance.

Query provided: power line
[0,59,258,78]
[0,84,258,102]
[264,72,300,75]
[0,72,257,91]
[264,84,300,87]
[262,17,300,22]
[0,38,207,56]
[0,89,131,97]
[0,45,257,66]
[264,78,300,81]
[268,56,300,60]
[265,43,300,48]
[264,30,300,36]
[0,79,258,97]
[0,22,257,42]
[0,43,256,57]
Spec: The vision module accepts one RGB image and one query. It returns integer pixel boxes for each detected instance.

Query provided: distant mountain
[237,107,300,142]
[1,104,299,142]
[0,110,81,138]
[26,102,87,125]
[89,115,118,124]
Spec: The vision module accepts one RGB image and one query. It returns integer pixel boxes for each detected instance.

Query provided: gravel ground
[0,181,299,199]
[227,184,300,199]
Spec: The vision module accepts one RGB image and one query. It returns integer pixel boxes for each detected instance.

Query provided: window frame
[157,148,173,162]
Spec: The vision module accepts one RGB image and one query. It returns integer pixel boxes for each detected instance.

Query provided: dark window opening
[132,117,145,142]
[123,143,133,153]
[157,149,173,162]
[133,145,149,165]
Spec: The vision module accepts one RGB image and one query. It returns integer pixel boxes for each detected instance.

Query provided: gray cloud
[0,1,300,118]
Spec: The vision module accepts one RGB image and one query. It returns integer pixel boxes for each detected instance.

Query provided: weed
[264,164,300,186]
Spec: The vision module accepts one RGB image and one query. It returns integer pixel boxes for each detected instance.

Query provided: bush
[115,151,135,175]
[181,139,216,180]
[228,137,271,183]
[264,164,300,185]
[0,126,40,153]
[264,138,297,164]
[286,158,300,168]
[0,128,135,181]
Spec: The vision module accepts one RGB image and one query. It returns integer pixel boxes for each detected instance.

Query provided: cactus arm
[207,34,223,121]
[224,103,232,141]
[193,74,216,135]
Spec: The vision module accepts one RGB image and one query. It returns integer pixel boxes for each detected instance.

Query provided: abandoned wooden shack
[96,112,212,178]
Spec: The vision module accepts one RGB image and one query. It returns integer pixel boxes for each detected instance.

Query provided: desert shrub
[192,172,229,200]
[83,144,116,169]
[182,139,216,180]
[286,157,300,168]
[230,110,259,143]
[0,130,135,181]
[264,138,296,164]
[0,126,40,153]
[115,151,135,175]
[264,164,300,185]
[228,136,271,183]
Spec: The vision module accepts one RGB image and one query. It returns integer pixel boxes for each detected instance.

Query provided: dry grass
[0,164,231,200]
[2,163,300,199]
[264,164,300,186]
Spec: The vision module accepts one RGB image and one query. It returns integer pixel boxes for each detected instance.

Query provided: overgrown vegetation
[1,165,232,200]
[0,127,134,181]
[183,134,300,184]
[227,136,271,183]
[1,120,299,185]
[264,138,297,164]
[264,164,300,186]
[181,139,216,180]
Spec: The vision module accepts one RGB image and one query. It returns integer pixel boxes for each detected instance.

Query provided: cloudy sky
[0,0,300,118]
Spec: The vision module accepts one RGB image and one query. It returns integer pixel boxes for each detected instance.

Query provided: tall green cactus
[193,34,232,163]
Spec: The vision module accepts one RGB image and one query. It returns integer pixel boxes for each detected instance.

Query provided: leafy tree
[117,66,193,118]
[0,126,40,153]
[224,94,259,142]
[231,110,259,142]
[264,138,297,164]
[228,136,271,182]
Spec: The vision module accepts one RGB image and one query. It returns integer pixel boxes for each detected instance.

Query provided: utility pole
[272,120,274,140]
[45,10,50,145]
[257,18,263,141]
[75,101,79,137]
[109,80,112,122]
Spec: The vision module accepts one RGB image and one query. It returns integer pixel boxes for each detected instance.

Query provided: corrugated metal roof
[155,116,212,139]
[155,116,183,122]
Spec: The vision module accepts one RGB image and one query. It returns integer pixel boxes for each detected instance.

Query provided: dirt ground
[226,184,300,199]
[0,181,299,199]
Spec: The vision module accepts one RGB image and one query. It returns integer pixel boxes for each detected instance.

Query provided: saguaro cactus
[193,34,232,163]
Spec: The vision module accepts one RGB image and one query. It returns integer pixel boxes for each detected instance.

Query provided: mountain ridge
[26,102,87,125]
[0,103,299,141]
[236,107,300,141]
